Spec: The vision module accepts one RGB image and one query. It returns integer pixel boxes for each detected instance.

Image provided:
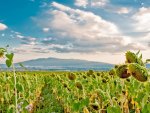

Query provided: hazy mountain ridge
[1,57,149,71]
[16,57,113,71]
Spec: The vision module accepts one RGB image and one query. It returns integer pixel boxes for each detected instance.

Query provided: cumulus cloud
[51,2,119,35]
[132,7,150,32]
[74,0,130,15]
[139,32,150,47]
[36,2,146,53]
[0,23,7,30]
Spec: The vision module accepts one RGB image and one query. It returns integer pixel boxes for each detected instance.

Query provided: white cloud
[43,28,50,32]
[132,7,150,32]
[36,2,146,53]
[51,2,71,11]
[51,2,119,35]
[91,0,109,7]
[16,34,37,45]
[116,7,131,14]
[74,0,108,8]
[139,32,150,47]
[75,0,88,8]
[0,23,7,30]
[16,34,24,39]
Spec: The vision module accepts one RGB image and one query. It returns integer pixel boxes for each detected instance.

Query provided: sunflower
[116,64,131,78]
[75,82,83,90]
[0,48,6,58]
[125,51,144,66]
[68,72,76,80]
[128,63,148,82]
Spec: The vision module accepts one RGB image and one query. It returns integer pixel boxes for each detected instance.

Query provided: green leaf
[72,102,80,111]
[5,53,14,67]
[139,54,142,59]
[19,63,24,67]
[5,53,14,60]
[22,99,29,108]
[7,105,15,113]
[16,83,24,92]
[107,106,121,113]
[25,91,29,98]
[142,103,150,113]
[136,50,140,55]
[6,59,12,67]
[0,48,6,52]
[81,98,89,106]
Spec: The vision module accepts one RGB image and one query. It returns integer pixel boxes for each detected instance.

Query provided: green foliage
[107,106,121,113]
[125,51,144,66]
[5,53,14,67]
[128,63,148,82]
[0,48,6,58]
[116,64,131,78]
[0,47,14,68]
[115,51,149,82]
[0,50,149,113]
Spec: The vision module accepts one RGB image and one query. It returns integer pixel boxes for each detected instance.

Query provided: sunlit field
[0,70,150,113]
[1,0,150,113]
[0,48,150,113]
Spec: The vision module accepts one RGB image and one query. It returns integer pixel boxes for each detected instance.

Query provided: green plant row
[0,47,150,113]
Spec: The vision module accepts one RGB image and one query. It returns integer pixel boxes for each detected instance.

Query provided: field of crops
[0,70,150,113]
[0,48,150,113]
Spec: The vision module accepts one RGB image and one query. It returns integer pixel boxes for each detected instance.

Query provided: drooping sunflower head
[116,64,131,79]
[0,48,6,58]
[125,51,137,63]
[90,102,100,111]
[75,82,83,90]
[109,68,116,76]
[128,63,148,82]
[125,51,144,66]
[68,72,76,80]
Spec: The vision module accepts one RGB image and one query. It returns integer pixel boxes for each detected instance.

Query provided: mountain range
[1,57,150,71]
[17,57,113,71]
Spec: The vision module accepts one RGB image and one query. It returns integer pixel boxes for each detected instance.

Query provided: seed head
[75,82,83,90]
[116,64,131,79]
[128,63,148,82]
[68,73,76,80]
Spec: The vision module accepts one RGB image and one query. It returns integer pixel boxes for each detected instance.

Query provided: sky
[0,0,150,64]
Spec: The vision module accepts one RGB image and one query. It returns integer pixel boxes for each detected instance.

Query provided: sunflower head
[116,64,131,79]
[90,102,100,111]
[0,48,6,58]
[75,82,83,90]
[125,51,144,66]
[68,72,76,80]
[125,51,137,63]
[109,69,116,76]
[128,63,148,82]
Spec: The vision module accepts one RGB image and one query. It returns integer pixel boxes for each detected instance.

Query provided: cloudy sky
[0,0,150,64]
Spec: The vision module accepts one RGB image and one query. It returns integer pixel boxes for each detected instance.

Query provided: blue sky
[0,0,150,64]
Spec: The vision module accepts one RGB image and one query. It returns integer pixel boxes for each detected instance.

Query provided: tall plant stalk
[12,63,18,113]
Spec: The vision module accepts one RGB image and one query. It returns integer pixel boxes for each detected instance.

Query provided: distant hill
[16,57,114,71]
[1,57,149,71]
